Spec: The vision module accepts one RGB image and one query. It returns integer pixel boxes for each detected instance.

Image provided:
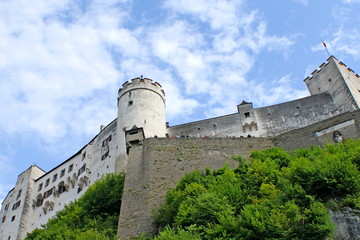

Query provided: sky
[1,0,360,203]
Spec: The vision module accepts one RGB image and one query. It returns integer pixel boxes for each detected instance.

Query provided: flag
[322,40,327,48]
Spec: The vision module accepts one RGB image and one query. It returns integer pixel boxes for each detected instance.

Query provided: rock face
[329,207,360,240]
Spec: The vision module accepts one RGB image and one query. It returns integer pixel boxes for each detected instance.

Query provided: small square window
[60,169,65,178]
[128,100,133,106]
[53,174,58,182]
[68,164,73,173]
[45,179,50,187]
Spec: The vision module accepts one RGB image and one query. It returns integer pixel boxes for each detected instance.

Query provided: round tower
[116,76,166,157]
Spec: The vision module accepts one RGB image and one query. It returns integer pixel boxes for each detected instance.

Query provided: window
[36,194,44,207]
[45,178,50,187]
[60,169,65,178]
[53,174,58,182]
[4,203,9,211]
[82,152,86,161]
[128,100,133,106]
[16,190,22,200]
[244,112,250,118]
[11,216,15,222]
[2,215,6,223]
[58,182,67,195]
[101,135,112,160]
[68,164,73,173]
[38,183,43,192]
[43,189,53,199]
[12,201,21,210]
[78,164,86,176]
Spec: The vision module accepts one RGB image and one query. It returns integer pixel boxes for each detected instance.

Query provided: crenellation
[339,61,346,66]
[347,68,355,73]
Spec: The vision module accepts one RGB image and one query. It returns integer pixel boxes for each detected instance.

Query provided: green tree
[25,173,125,240]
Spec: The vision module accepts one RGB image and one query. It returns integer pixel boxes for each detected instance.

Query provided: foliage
[25,173,125,240]
[153,139,360,239]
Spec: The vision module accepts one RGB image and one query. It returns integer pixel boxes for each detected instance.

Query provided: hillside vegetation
[25,173,125,240]
[145,139,360,240]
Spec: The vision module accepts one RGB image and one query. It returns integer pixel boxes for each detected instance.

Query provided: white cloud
[291,0,309,5]
[163,0,245,30]
[312,26,360,61]
[253,75,309,106]
[153,0,296,119]
[342,0,360,3]
[0,0,134,144]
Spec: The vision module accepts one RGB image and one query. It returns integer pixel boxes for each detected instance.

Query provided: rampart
[117,137,274,239]
[118,109,360,239]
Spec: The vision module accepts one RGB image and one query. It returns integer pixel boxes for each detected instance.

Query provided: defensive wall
[118,109,360,239]
[117,137,275,239]
[167,92,340,139]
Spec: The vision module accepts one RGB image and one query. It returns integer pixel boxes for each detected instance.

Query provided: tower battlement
[304,56,334,82]
[304,56,360,83]
[118,77,165,100]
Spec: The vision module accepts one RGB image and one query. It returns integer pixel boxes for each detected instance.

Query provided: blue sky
[1,0,360,202]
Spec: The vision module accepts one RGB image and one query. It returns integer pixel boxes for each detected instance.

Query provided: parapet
[304,56,360,83]
[118,76,165,100]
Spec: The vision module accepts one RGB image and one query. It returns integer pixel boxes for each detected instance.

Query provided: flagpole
[321,40,331,57]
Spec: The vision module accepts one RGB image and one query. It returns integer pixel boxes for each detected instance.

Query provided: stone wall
[167,93,340,139]
[329,207,360,240]
[274,110,360,151]
[167,113,243,138]
[117,137,274,239]
[254,92,340,137]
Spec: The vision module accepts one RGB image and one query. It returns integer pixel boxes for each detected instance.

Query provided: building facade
[1,56,360,240]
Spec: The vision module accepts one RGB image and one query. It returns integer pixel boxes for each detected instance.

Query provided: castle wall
[118,110,360,239]
[335,60,360,109]
[167,113,243,138]
[253,92,340,137]
[168,93,340,139]
[274,110,360,151]
[117,137,275,239]
[304,57,359,113]
[28,121,118,232]
[0,120,119,239]
[0,166,45,240]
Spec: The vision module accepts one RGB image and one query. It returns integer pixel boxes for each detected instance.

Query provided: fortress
[1,56,360,240]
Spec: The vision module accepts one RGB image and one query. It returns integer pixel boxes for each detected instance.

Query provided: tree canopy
[147,139,360,240]
[25,173,125,240]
